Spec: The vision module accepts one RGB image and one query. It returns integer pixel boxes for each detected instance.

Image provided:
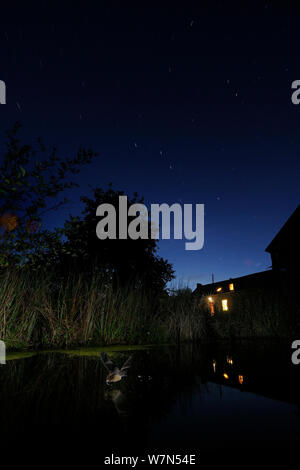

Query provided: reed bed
[0,269,164,349]
[0,270,298,350]
[211,287,299,339]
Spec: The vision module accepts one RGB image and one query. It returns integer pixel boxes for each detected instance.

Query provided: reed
[205,286,299,339]
[0,269,167,349]
[0,269,298,350]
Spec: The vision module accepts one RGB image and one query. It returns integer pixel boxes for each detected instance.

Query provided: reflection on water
[0,340,299,461]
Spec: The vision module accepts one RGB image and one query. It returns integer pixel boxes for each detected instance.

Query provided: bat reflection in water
[104,388,128,417]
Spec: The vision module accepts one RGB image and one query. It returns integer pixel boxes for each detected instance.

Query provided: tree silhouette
[0,123,98,268]
[61,185,174,293]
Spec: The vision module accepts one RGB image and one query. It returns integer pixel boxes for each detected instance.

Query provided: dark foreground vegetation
[1,268,298,350]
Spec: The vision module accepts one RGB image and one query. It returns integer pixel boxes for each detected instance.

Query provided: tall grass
[0,269,168,349]
[0,269,298,350]
[211,287,299,338]
[159,288,209,342]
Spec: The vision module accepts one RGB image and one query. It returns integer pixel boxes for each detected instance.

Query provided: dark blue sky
[1,2,300,288]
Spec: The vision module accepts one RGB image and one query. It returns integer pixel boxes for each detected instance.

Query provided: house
[265,205,300,273]
[194,270,275,315]
[193,205,299,315]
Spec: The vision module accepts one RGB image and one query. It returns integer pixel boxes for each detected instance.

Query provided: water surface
[0,340,299,462]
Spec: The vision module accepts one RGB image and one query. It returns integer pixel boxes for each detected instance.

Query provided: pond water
[0,340,299,463]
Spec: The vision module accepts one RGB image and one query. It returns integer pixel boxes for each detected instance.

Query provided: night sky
[1,2,300,288]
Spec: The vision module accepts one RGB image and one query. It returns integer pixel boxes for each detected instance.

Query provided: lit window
[227,356,233,365]
[216,287,222,292]
[238,375,244,385]
[229,283,234,291]
[222,299,228,311]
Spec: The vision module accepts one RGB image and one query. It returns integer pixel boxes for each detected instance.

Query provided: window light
[222,299,228,311]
